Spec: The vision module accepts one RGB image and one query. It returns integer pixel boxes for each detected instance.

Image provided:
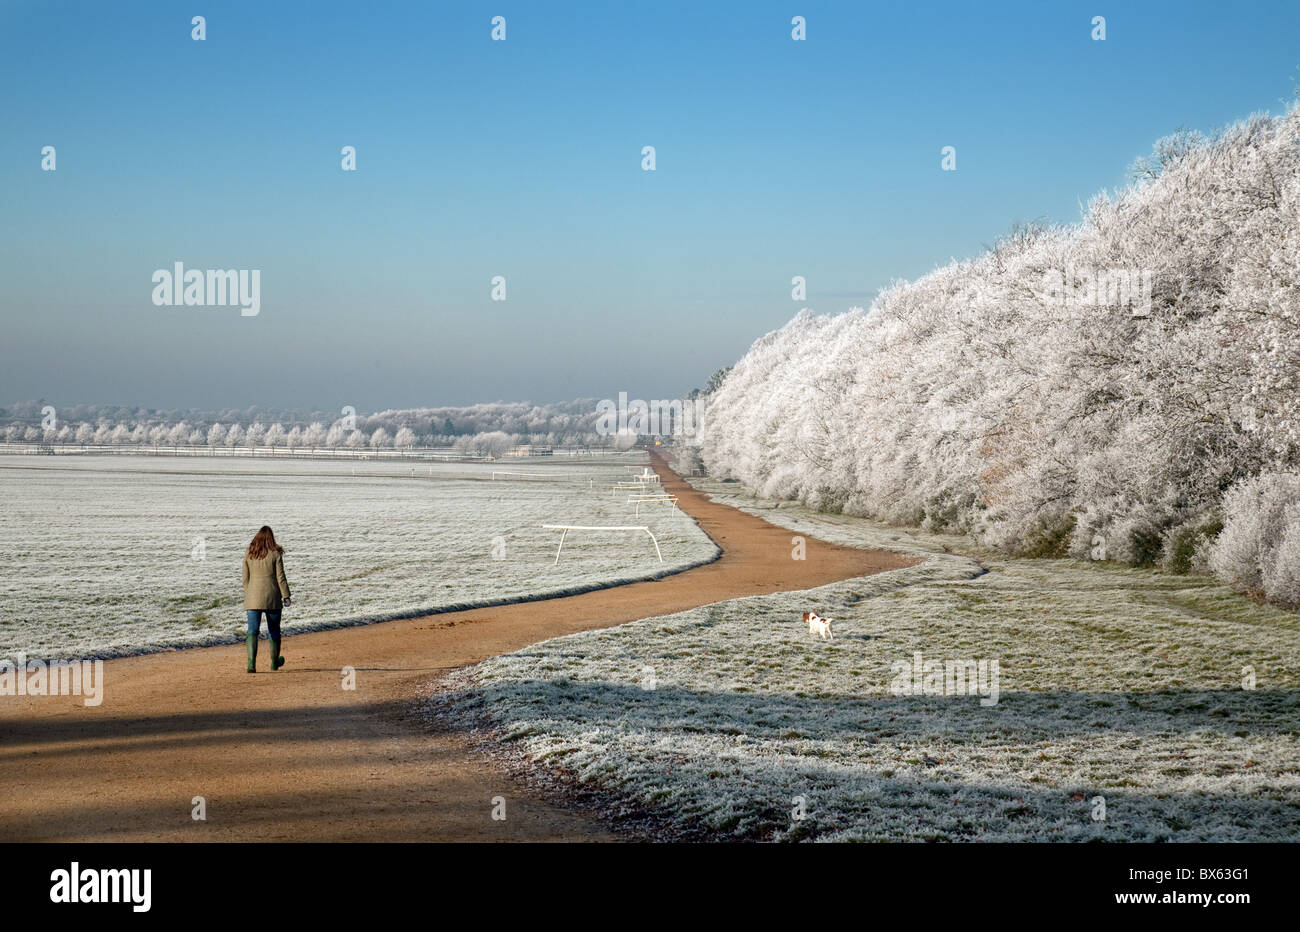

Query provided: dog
[803,611,834,640]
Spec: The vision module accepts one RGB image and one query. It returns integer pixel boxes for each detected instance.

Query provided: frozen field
[0,454,717,660]
[428,478,1300,842]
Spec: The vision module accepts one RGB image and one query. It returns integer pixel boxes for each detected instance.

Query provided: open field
[0,456,913,842]
[0,453,715,660]
[428,478,1300,842]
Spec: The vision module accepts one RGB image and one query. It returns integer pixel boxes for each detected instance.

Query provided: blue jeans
[246,609,282,640]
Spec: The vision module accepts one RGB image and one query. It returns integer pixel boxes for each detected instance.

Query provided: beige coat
[242,549,291,611]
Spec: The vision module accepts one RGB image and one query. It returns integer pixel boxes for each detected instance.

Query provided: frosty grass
[0,453,716,659]
[428,478,1300,842]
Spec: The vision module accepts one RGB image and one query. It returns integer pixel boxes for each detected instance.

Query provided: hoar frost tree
[699,103,1300,606]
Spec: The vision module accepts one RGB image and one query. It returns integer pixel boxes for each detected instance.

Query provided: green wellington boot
[270,639,286,671]
[245,632,258,673]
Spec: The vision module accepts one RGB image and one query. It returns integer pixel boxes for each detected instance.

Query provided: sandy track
[0,455,912,842]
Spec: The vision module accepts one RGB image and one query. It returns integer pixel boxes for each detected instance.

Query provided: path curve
[0,454,913,842]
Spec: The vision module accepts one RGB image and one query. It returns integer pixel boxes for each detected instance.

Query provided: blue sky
[1,0,1296,411]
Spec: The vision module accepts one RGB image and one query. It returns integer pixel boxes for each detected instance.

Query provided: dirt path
[0,455,912,842]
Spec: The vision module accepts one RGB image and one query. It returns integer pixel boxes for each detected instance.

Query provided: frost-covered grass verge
[426,480,1300,842]
[0,455,718,660]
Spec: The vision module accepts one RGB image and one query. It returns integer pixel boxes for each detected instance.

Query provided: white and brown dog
[803,611,834,640]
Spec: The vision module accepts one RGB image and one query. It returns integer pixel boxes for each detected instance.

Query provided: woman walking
[241,525,292,673]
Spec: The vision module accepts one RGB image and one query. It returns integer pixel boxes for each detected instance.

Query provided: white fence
[626,493,678,516]
[541,525,664,564]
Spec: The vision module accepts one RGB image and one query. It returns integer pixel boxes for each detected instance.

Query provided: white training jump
[541,524,664,564]
[610,478,659,493]
[626,493,678,516]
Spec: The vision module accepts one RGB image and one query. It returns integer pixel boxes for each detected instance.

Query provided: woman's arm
[275,551,291,601]
[241,557,249,589]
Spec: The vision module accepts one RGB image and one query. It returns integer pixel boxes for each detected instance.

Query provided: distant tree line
[0,398,622,451]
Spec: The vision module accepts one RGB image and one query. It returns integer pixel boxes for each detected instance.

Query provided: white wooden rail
[622,466,660,480]
[626,493,678,516]
[492,470,573,480]
[542,524,664,564]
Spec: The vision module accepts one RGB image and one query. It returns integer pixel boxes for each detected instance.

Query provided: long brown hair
[247,525,283,560]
